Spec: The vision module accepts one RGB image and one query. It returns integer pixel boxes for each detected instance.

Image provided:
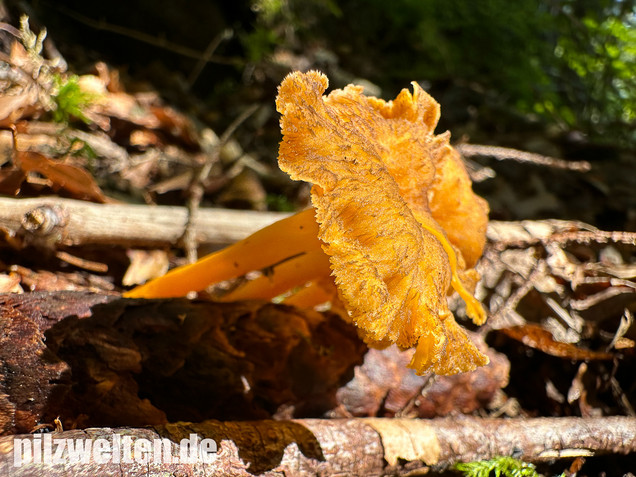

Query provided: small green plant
[455,456,539,477]
[266,193,296,212]
[51,74,94,124]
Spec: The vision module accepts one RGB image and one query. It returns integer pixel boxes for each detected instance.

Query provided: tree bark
[0,291,509,435]
[0,291,366,435]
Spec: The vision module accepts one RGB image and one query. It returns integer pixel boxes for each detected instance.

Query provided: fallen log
[1,416,635,476]
[0,291,366,435]
[0,291,508,435]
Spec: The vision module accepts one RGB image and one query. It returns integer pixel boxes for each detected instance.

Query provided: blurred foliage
[245,0,635,147]
[265,193,296,212]
[549,2,636,141]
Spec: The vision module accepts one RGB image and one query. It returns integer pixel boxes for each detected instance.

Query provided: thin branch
[187,29,233,88]
[180,103,260,262]
[55,6,243,66]
[0,196,290,248]
[6,196,630,253]
[456,143,591,172]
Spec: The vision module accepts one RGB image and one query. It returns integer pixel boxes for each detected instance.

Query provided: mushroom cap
[276,71,489,374]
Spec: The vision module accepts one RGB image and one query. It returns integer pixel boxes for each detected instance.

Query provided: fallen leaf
[0,273,23,293]
[17,150,109,203]
[332,335,509,418]
[123,250,170,286]
[501,324,614,360]
[0,168,26,195]
[149,105,199,147]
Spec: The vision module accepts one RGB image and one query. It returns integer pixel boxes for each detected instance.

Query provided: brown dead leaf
[17,150,109,203]
[501,323,614,360]
[11,265,115,293]
[149,105,199,147]
[0,168,26,195]
[123,250,170,286]
[0,273,23,293]
[97,92,160,130]
[332,335,509,418]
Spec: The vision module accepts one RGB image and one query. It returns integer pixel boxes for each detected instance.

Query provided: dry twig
[0,196,289,248]
[180,103,260,262]
[456,143,591,172]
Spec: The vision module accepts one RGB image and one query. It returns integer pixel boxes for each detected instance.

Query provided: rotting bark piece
[0,291,112,435]
[0,291,365,435]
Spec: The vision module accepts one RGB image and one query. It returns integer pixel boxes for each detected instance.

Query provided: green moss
[455,456,541,477]
[51,74,95,124]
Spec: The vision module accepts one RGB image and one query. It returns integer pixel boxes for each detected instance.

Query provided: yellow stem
[283,278,338,308]
[123,208,321,298]
[220,250,332,302]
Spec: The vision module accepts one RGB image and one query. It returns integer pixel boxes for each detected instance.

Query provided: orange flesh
[283,279,337,308]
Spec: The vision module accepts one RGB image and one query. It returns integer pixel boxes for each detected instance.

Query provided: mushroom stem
[123,208,321,298]
[220,250,332,302]
[283,278,338,308]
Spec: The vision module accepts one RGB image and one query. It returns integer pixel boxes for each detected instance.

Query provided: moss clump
[51,74,94,124]
[455,456,541,477]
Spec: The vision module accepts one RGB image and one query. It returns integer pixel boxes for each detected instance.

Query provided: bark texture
[1,416,635,476]
[0,291,509,434]
[0,291,366,434]
[0,196,289,248]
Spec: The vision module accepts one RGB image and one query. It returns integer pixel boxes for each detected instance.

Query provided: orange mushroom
[125,71,490,375]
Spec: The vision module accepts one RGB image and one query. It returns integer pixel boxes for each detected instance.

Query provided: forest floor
[0,8,635,477]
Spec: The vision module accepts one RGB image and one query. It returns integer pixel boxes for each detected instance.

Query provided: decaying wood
[0,291,366,435]
[0,196,289,248]
[0,291,509,435]
[1,416,635,476]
